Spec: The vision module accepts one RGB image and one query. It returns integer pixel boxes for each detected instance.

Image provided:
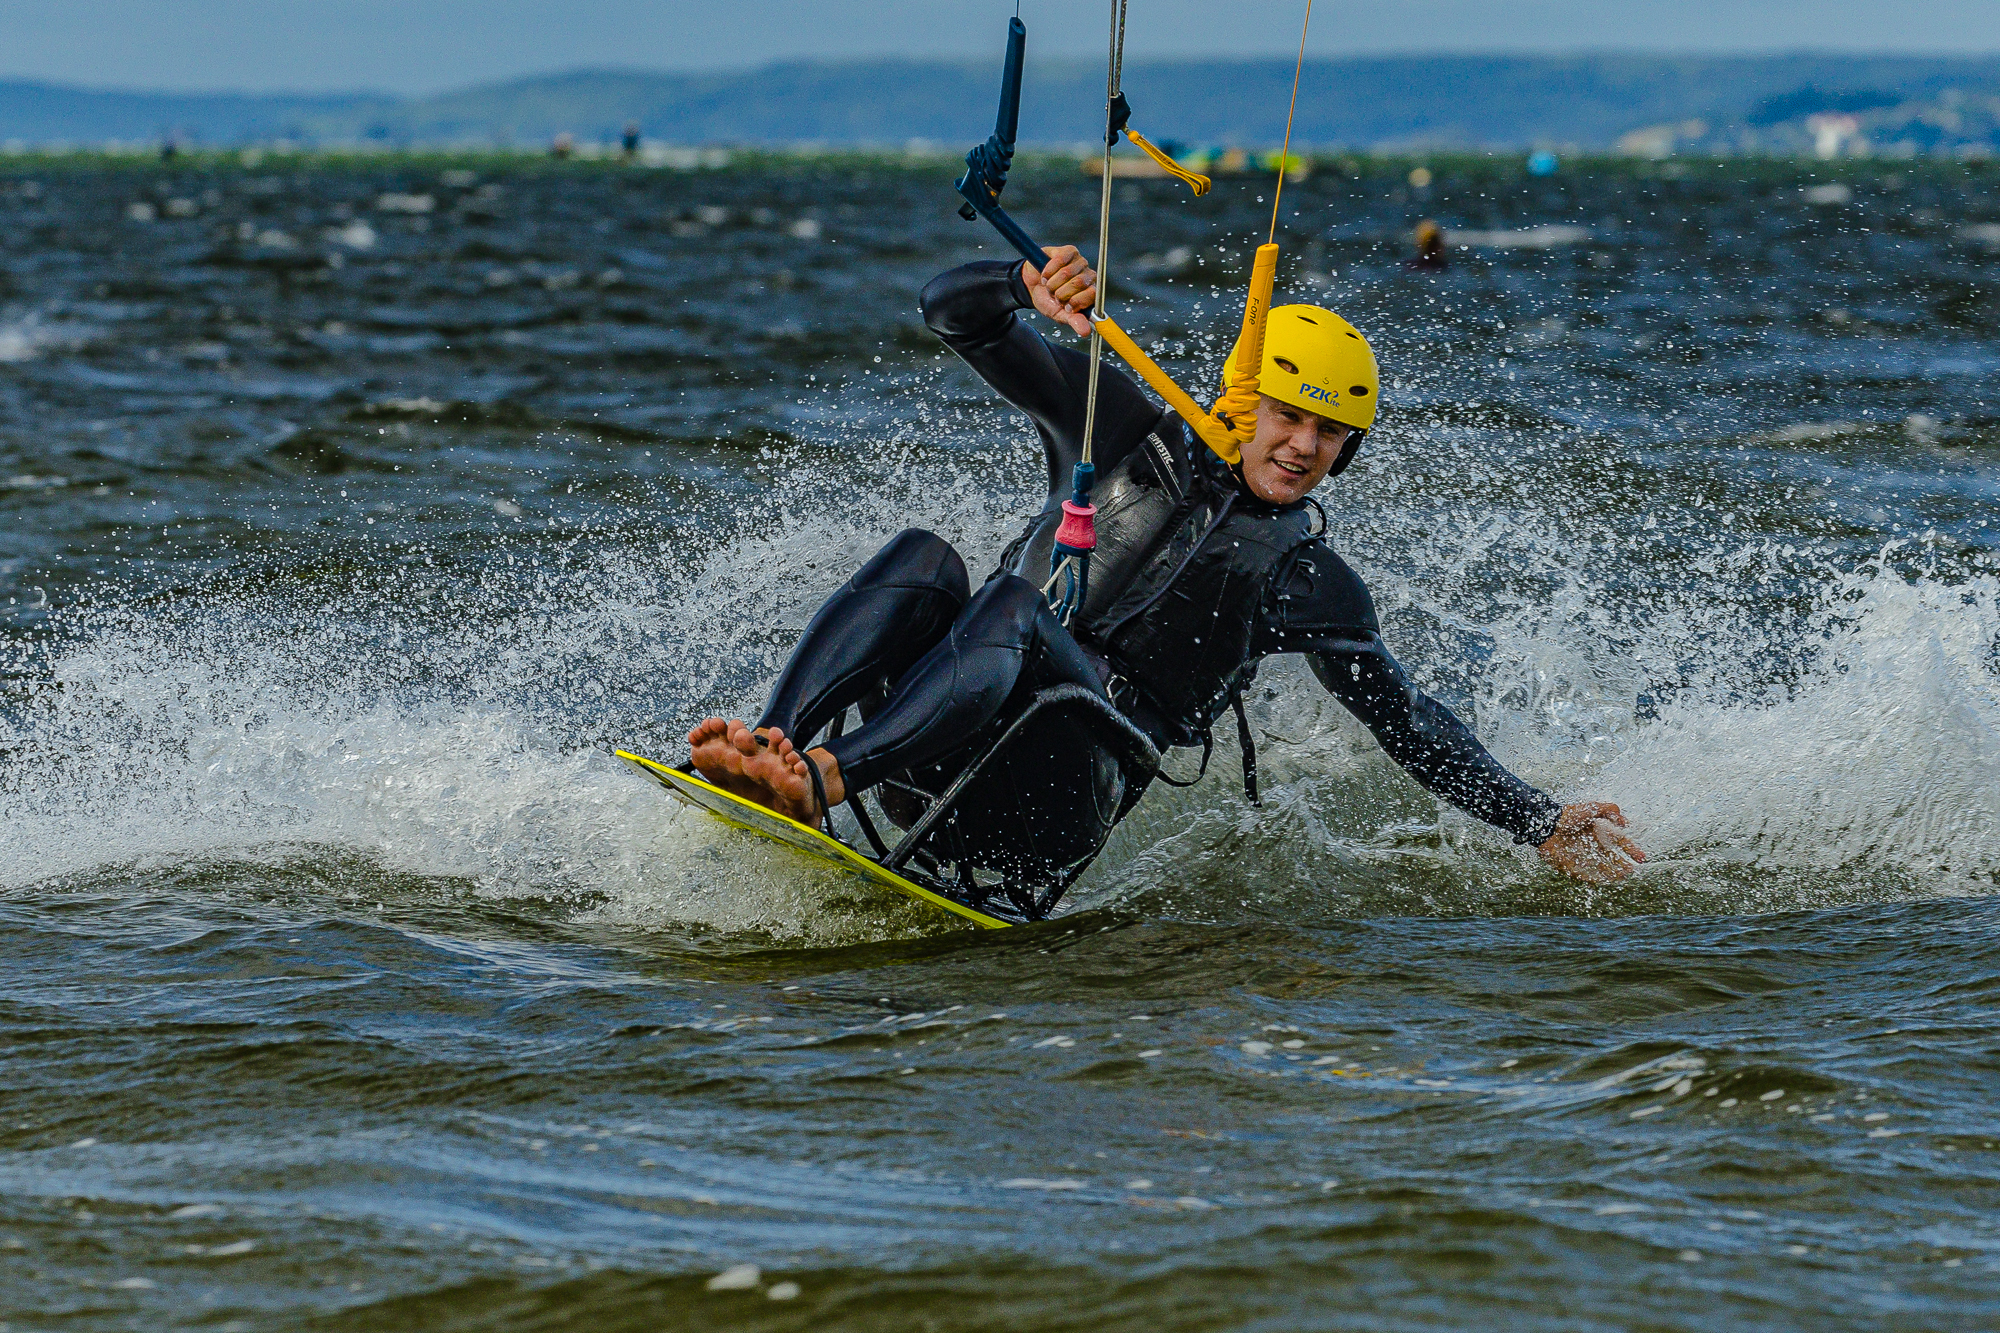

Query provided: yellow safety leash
[1090,316,1241,460]
[1121,128,1211,195]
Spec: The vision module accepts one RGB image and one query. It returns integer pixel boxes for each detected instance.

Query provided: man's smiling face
[1238,394,1353,504]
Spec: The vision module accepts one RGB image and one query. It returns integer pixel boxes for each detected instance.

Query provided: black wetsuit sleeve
[1252,542,1565,846]
[920,260,1170,503]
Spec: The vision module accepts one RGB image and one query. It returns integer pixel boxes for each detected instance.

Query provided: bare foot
[759,729,850,827]
[688,716,763,802]
[689,719,846,828]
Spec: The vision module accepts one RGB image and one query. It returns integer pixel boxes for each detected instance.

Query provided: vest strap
[1148,687,1261,805]
[1152,730,1214,788]
[1232,693,1260,807]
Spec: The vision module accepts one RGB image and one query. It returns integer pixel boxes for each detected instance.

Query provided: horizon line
[7,45,1999,102]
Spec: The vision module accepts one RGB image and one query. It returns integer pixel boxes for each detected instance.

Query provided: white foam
[1450,224,1592,249]
[1,442,1028,945]
[7,395,1996,934]
[0,310,93,363]
[1595,564,2000,891]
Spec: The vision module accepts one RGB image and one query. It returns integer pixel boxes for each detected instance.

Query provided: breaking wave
[5,407,1997,938]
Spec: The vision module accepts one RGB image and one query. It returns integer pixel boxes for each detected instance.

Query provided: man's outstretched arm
[1257,544,1644,881]
[1303,635,1562,844]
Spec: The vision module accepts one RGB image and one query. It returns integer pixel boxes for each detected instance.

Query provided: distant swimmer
[688,245,1644,884]
[622,122,641,159]
[1409,218,1448,269]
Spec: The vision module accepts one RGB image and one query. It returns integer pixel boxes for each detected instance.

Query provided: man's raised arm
[919,248,1163,503]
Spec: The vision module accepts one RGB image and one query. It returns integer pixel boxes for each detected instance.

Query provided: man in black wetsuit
[690,246,1644,885]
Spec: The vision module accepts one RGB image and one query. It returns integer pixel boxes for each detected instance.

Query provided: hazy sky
[4,0,1997,95]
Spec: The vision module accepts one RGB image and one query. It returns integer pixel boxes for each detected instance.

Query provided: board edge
[612,748,1011,930]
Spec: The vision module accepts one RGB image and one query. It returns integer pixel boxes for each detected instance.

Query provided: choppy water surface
[4,154,1999,1329]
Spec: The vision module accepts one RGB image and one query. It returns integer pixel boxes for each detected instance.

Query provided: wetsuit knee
[850,529,970,601]
[959,574,1107,700]
[755,529,968,743]
[957,573,1047,646]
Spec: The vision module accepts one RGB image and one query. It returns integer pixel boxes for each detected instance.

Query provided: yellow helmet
[1221,303,1380,432]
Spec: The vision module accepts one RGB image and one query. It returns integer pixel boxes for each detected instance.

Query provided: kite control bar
[951,16,1247,464]
[954,17,1045,267]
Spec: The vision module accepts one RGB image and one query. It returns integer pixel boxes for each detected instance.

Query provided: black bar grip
[953,17,1045,269]
[997,17,1025,147]
[984,203,1046,268]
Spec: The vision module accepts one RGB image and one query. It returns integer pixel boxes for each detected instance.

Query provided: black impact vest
[1000,421,1319,747]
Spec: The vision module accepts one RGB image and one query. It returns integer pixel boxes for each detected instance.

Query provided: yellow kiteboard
[613,749,1012,931]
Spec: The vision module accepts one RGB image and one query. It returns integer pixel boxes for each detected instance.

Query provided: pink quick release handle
[1054,499,1098,551]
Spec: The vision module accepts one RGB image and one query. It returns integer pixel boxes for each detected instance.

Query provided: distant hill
[4,53,1999,153]
[0,80,387,146]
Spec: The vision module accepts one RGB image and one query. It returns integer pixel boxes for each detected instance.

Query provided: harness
[1000,423,1323,805]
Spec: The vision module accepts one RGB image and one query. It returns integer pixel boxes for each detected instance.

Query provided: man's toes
[770,747,803,784]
